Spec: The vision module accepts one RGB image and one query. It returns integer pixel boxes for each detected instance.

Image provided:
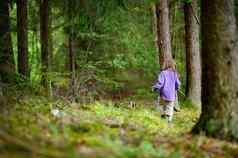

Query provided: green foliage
[181,98,198,108]
[9,0,161,96]
[182,0,193,4]
[7,0,188,100]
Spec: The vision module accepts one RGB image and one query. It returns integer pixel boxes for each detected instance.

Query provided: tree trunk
[40,0,49,90]
[17,0,29,78]
[155,1,172,69]
[0,0,15,83]
[68,34,76,78]
[68,33,76,96]
[67,0,76,98]
[235,0,238,27]
[192,0,238,141]
[169,0,177,59]
[184,1,201,106]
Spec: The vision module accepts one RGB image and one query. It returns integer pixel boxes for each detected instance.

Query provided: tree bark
[235,0,238,28]
[68,33,76,96]
[192,0,238,141]
[0,0,15,83]
[68,34,76,77]
[155,1,172,69]
[40,0,49,89]
[184,0,201,106]
[67,0,76,98]
[169,0,177,59]
[17,0,29,78]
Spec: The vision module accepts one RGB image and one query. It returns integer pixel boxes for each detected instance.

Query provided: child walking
[152,59,180,124]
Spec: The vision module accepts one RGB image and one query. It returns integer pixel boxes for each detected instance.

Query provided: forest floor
[1,95,238,158]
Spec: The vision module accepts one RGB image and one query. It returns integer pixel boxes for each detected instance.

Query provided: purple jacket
[153,69,180,101]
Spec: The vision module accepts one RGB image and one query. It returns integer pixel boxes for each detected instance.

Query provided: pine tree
[193,0,238,141]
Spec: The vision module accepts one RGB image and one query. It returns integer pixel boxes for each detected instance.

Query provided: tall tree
[68,33,76,97]
[184,0,201,106]
[67,0,77,97]
[192,0,238,141]
[155,0,172,68]
[0,0,15,83]
[235,0,238,27]
[17,0,29,78]
[169,0,178,59]
[40,0,50,90]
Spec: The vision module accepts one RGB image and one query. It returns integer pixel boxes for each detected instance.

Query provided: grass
[0,96,238,158]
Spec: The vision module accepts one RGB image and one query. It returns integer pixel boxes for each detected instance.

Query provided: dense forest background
[2,0,186,101]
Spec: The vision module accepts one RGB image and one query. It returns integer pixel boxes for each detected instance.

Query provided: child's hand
[152,87,159,92]
[152,87,157,92]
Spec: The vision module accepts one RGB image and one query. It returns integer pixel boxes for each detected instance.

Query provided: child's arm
[152,72,165,92]
[175,73,181,90]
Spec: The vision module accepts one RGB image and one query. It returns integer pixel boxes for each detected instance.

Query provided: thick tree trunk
[0,0,15,83]
[192,0,238,141]
[184,1,201,106]
[40,0,49,89]
[155,1,172,69]
[17,0,29,78]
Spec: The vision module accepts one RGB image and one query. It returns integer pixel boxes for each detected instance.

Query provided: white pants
[174,92,179,110]
[157,96,174,122]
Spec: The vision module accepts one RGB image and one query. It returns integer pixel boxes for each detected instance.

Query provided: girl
[153,59,180,124]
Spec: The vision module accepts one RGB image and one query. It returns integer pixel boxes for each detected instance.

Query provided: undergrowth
[0,96,237,158]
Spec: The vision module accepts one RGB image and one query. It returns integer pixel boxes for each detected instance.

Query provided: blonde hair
[162,58,176,71]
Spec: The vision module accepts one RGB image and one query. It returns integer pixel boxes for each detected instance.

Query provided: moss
[0,96,237,158]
